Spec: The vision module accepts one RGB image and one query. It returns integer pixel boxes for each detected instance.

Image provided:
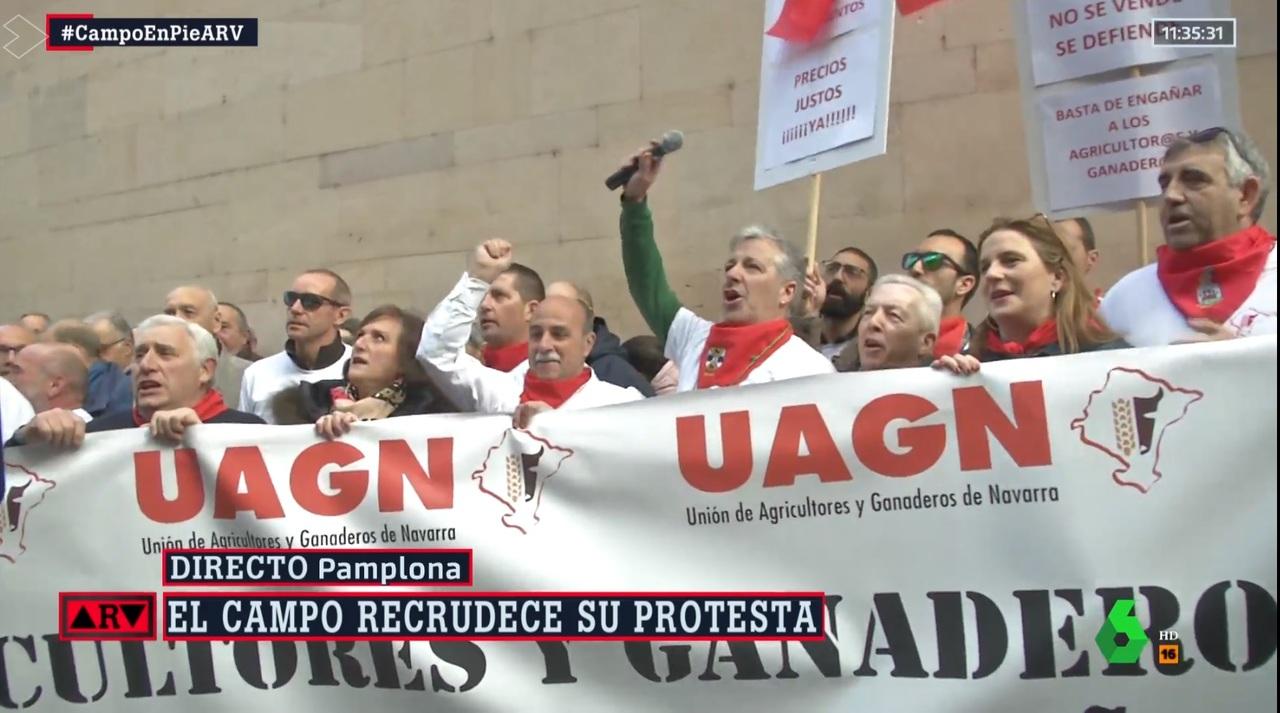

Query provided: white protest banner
[2,338,1276,711]
[754,0,894,190]
[1025,0,1217,86]
[1038,62,1223,212]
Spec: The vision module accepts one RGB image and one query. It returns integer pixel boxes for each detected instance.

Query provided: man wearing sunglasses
[1102,127,1275,346]
[239,270,353,424]
[164,285,250,410]
[817,248,876,367]
[902,229,978,357]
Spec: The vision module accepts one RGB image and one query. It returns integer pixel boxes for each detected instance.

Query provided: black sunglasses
[283,291,346,311]
[902,251,968,275]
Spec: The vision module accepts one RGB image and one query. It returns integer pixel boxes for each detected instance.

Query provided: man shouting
[616,147,833,392]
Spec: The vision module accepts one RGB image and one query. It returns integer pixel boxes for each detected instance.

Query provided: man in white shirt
[419,240,643,424]
[240,269,353,423]
[615,146,834,392]
[1102,127,1276,346]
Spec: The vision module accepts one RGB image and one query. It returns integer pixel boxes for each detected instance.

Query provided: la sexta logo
[1071,367,1203,493]
[0,462,56,563]
[470,430,573,534]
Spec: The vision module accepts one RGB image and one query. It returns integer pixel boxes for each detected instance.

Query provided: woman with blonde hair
[935,215,1127,374]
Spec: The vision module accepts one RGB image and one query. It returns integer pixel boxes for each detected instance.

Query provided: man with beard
[902,229,978,357]
[817,247,876,366]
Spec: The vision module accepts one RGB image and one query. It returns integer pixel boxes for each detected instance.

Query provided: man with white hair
[165,285,250,409]
[616,146,833,392]
[856,275,943,372]
[1102,127,1276,345]
[13,316,263,448]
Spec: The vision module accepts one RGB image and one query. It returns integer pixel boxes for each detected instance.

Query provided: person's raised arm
[416,239,522,412]
[618,147,683,342]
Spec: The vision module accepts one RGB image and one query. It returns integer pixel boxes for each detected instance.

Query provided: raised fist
[470,239,514,283]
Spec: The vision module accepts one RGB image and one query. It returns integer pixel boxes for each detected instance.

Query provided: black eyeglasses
[821,260,869,281]
[902,251,968,275]
[284,291,346,311]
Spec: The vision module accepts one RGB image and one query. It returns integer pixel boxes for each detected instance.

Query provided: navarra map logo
[1071,367,1203,493]
[1228,308,1275,337]
[0,462,56,564]
[470,430,573,534]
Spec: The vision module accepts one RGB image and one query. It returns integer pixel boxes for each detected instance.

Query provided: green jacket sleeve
[619,199,683,342]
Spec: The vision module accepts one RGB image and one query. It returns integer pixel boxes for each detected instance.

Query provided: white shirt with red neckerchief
[1101,243,1277,347]
[418,273,643,413]
[665,308,834,393]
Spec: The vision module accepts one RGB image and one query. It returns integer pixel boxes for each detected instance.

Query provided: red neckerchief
[1156,225,1275,323]
[933,316,969,358]
[133,389,228,426]
[483,341,528,372]
[520,368,592,409]
[697,318,793,389]
[985,320,1059,357]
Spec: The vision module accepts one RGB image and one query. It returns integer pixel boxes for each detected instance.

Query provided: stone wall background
[1,0,1274,347]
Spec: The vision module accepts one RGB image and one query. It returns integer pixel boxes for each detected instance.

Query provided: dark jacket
[293,379,455,423]
[589,318,655,397]
[85,361,133,418]
[86,408,265,433]
[981,338,1131,361]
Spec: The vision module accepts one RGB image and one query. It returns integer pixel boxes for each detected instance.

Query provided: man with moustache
[418,240,643,423]
[816,247,876,369]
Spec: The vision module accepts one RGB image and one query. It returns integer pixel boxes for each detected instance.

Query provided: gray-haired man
[14,315,264,449]
[1102,127,1276,346]
[615,145,833,392]
[857,275,943,372]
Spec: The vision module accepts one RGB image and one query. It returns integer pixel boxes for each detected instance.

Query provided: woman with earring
[934,215,1127,374]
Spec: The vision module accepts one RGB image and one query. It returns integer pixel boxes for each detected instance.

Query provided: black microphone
[605,130,684,191]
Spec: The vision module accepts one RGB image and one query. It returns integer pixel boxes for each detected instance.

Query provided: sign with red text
[1026,0,1216,85]
[754,0,894,190]
[1039,63,1222,211]
[1,338,1276,711]
[760,28,880,170]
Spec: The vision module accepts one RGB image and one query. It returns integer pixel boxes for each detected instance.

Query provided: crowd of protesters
[1,127,1275,450]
